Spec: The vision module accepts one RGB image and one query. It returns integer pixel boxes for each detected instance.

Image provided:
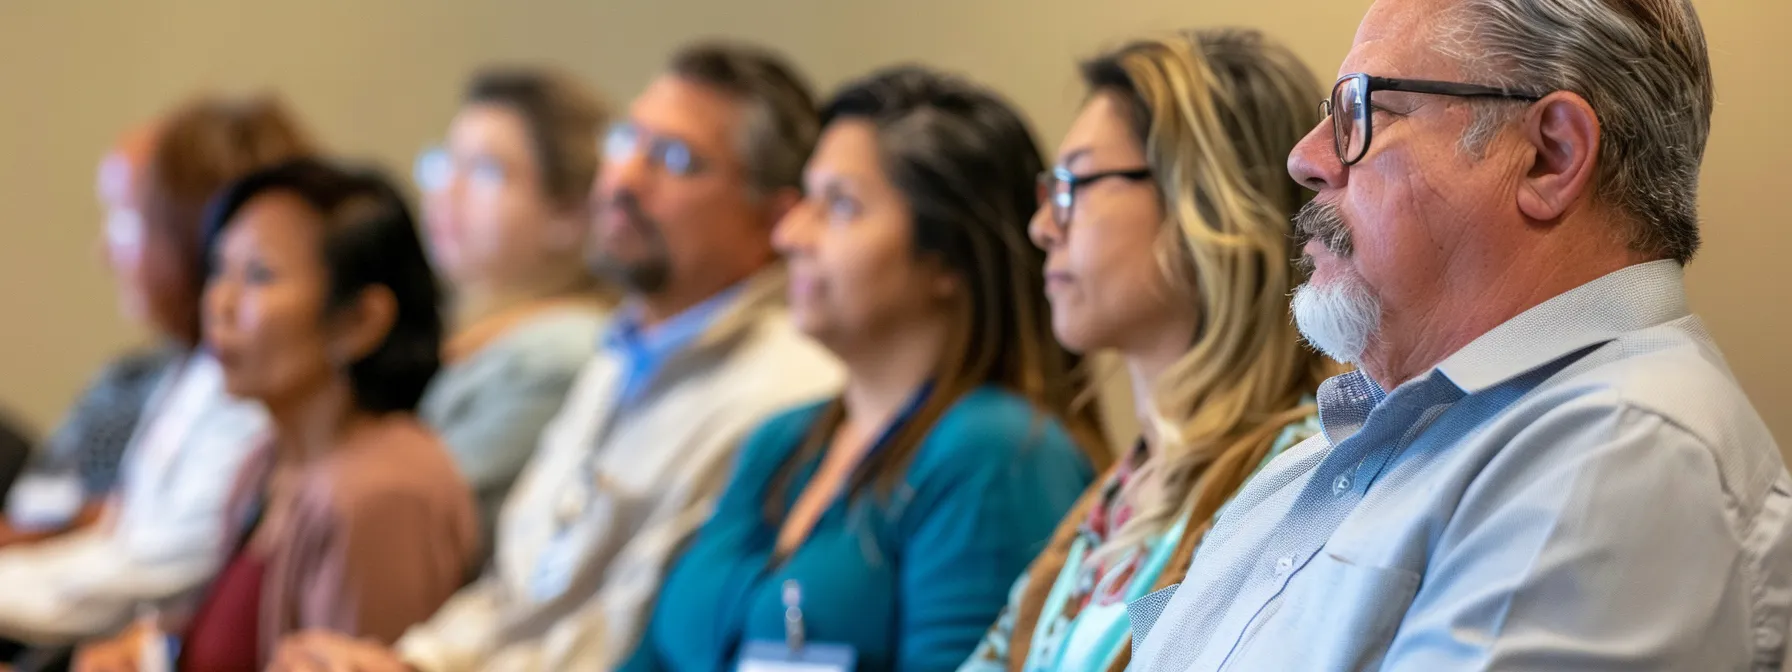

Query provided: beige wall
[1,0,1785,448]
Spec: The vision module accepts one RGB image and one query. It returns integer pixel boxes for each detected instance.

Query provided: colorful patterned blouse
[957,411,1321,672]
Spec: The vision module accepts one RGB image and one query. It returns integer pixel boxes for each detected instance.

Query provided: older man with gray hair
[1127,0,1790,669]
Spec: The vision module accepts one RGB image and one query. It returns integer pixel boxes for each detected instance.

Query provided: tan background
[1,0,1785,450]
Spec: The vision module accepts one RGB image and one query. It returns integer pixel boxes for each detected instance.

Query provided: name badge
[736,640,856,672]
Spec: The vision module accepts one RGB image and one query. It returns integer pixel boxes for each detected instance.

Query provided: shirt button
[1333,474,1353,495]
[1274,556,1294,577]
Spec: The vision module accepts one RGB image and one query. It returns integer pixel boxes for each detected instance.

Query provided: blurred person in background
[270,41,844,672]
[412,67,615,564]
[2,126,176,548]
[75,159,478,672]
[0,95,312,663]
[623,65,1101,672]
[958,29,1332,672]
[0,411,30,506]
[1,110,311,548]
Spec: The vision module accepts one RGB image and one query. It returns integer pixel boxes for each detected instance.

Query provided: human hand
[71,622,150,672]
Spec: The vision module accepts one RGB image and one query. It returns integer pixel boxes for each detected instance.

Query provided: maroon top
[202,416,477,665]
[179,549,267,672]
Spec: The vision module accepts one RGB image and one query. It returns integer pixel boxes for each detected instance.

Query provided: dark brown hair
[140,94,316,346]
[667,41,819,196]
[463,67,609,211]
[763,66,1107,526]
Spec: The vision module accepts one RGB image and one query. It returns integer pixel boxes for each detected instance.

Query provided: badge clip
[782,579,805,654]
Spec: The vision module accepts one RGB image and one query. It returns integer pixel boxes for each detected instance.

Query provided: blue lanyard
[720,382,937,665]
[853,381,935,478]
[765,381,934,563]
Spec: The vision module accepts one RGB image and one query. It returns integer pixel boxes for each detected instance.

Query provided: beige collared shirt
[397,269,845,672]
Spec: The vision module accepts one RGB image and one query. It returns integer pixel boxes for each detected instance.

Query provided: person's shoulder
[1501,318,1783,517]
[322,417,466,504]
[734,308,842,379]
[700,309,844,412]
[732,400,832,468]
[91,346,179,387]
[919,387,1080,471]
[753,400,831,442]
[486,309,607,377]
[1549,315,1776,460]
[898,389,1092,527]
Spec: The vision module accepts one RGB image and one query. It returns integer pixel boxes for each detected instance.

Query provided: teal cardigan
[622,386,1094,672]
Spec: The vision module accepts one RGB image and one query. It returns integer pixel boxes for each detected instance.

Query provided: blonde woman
[959,29,1333,672]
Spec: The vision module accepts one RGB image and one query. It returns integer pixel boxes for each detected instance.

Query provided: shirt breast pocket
[1233,552,1421,671]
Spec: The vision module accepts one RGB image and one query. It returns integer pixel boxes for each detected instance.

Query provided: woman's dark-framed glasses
[604,122,705,177]
[1321,73,1547,166]
[1036,166,1153,226]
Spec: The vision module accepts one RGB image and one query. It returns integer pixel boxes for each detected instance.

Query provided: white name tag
[736,640,856,672]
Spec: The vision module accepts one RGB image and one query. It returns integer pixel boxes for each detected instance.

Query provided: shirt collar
[1435,259,1690,394]
[1316,369,1388,447]
[1315,260,1689,446]
[600,282,746,361]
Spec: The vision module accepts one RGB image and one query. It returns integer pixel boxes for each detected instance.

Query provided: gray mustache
[1294,200,1353,261]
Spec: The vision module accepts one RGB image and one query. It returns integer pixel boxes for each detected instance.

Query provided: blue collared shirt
[600,285,744,407]
[1128,260,1791,671]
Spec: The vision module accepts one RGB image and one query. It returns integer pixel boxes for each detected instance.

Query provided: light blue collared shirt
[1128,260,1791,671]
[600,285,743,407]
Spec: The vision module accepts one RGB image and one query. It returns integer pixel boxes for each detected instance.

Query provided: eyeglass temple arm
[1365,75,1546,101]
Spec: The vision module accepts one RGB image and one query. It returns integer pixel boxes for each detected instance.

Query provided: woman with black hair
[75,159,478,672]
[620,66,1100,672]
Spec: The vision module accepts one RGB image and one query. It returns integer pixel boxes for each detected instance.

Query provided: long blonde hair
[1009,28,1333,672]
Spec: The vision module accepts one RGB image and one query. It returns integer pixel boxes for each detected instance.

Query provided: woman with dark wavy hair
[621,66,1102,672]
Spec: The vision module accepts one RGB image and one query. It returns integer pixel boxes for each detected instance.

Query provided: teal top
[622,386,1095,672]
[957,411,1322,672]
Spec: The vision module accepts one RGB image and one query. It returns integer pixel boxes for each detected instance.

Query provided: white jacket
[396,270,844,672]
[0,353,266,643]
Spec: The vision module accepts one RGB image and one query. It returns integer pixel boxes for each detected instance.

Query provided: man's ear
[1517,91,1602,222]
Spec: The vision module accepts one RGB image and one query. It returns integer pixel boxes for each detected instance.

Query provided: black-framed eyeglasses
[1036,166,1153,226]
[604,122,707,177]
[1321,73,1548,166]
